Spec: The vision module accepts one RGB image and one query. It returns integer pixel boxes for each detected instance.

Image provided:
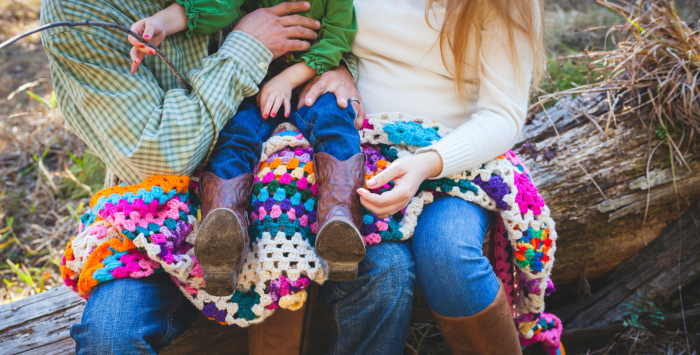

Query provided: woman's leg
[412,196,522,355]
[325,241,415,355]
[71,272,198,354]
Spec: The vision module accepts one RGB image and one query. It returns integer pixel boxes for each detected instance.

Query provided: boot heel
[195,208,245,296]
[316,218,366,281]
[325,261,360,281]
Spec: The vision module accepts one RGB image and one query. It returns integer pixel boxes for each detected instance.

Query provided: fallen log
[0,284,435,354]
[555,204,700,328]
[518,93,700,286]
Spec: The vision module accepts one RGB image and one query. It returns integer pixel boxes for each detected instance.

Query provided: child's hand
[257,76,294,119]
[127,17,167,74]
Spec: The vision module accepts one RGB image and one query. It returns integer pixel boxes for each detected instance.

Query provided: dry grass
[590,328,699,354]
[0,0,105,304]
[536,0,700,155]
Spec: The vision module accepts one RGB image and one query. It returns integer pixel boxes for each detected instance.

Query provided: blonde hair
[426,0,545,101]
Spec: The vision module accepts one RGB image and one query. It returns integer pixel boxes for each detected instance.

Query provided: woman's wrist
[417,150,443,180]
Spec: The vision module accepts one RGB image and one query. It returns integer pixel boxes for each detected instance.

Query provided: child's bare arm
[127,3,189,73]
[258,62,318,118]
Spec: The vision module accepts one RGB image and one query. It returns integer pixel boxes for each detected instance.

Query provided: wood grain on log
[0,284,435,354]
[518,94,700,285]
[555,205,700,328]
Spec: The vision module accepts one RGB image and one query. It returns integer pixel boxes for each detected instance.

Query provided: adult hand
[234,2,321,59]
[357,151,443,218]
[297,65,366,128]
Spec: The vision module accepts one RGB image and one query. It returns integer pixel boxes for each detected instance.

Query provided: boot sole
[315,218,366,282]
[195,208,245,296]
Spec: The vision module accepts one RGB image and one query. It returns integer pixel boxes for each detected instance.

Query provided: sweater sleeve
[300,0,357,74]
[416,5,538,178]
[167,0,245,38]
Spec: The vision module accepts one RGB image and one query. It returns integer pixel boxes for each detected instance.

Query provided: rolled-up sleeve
[43,27,272,184]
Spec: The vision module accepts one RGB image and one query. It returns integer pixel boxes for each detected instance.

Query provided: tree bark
[552,204,700,328]
[519,93,700,286]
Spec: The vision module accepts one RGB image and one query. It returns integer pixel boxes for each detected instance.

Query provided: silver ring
[348,97,360,104]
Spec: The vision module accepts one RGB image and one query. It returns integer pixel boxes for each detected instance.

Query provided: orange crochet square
[286,158,300,170]
[269,158,283,169]
[303,161,315,174]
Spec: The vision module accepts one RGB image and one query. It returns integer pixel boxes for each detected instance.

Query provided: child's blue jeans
[209,93,361,179]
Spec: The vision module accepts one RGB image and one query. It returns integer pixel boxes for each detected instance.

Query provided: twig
[0,21,191,90]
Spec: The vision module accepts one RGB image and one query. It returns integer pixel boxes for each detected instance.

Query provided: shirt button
[258,62,267,70]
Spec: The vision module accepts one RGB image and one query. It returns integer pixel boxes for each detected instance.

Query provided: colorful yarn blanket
[62,113,563,354]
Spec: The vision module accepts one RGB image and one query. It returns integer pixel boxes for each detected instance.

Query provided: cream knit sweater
[352,0,537,177]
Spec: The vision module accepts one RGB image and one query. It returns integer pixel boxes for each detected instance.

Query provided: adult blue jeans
[325,196,500,354]
[210,93,361,179]
[71,197,498,354]
[70,272,199,354]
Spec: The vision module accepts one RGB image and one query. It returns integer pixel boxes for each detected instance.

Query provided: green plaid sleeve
[42,10,271,184]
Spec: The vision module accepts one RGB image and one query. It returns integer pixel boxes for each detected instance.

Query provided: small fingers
[270,95,284,118]
[130,48,145,74]
[262,94,275,119]
[284,98,291,117]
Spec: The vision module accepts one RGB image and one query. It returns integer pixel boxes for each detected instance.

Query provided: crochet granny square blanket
[61,113,564,354]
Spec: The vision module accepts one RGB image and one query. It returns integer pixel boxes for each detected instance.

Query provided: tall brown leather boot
[195,172,254,296]
[248,284,318,355]
[314,153,366,281]
[431,283,523,355]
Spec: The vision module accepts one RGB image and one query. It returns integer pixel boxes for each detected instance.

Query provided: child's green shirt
[168,0,356,75]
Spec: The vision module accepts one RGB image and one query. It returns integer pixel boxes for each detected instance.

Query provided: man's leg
[325,241,415,355]
[71,272,198,354]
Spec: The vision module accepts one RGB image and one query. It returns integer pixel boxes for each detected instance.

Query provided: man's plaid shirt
[40,0,357,185]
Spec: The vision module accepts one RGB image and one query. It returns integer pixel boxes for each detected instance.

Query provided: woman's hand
[357,151,443,218]
[297,65,366,128]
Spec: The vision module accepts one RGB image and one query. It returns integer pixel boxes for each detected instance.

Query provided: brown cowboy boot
[314,153,366,281]
[431,283,523,355]
[195,172,254,296]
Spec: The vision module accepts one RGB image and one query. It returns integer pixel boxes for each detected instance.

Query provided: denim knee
[293,93,360,160]
[72,274,198,355]
[412,197,500,317]
[326,242,415,355]
[210,99,276,178]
